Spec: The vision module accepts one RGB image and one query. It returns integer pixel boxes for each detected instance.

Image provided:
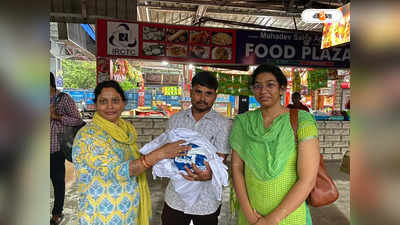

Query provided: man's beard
[192,102,212,113]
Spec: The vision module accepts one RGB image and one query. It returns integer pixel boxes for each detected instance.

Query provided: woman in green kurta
[230,64,320,225]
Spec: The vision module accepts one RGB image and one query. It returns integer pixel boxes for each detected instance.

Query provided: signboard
[322,3,351,49]
[143,73,181,86]
[56,76,63,88]
[341,82,350,89]
[163,86,181,96]
[96,57,112,84]
[236,30,350,68]
[162,74,180,85]
[97,19,236,64]
[107,22,139,56]
[143,73,162,85]
[98,19,350,68]
[111,59,129,82]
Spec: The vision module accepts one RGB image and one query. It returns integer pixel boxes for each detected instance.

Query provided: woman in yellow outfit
[72,80,190,225]
[230,64,320,225]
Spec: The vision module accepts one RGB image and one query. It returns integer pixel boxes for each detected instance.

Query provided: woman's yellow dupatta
[93,113,152,225]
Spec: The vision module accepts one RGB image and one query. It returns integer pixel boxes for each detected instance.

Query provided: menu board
[97,19,349,68]
[97,19,236,64]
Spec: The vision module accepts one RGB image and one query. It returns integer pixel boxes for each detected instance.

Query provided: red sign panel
[341,82,350,89]
[97,19,237,64]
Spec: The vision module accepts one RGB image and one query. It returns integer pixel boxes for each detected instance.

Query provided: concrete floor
[51,161,349,225]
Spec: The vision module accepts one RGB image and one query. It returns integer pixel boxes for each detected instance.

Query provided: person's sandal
[50,214,64,225]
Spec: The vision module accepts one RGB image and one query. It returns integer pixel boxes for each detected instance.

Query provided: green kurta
[229,109,318,225]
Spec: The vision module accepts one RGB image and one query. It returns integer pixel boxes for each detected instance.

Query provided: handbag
[340,150,350,175]
[56,93,86,162]
[289,109,339,207]
[58,122,86,162]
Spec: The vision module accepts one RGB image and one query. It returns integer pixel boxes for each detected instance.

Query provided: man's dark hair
[94,80,126,103]
[292,92,301,98]
[191,71,218,91]
[250,63,287,87]
[50,72,56,88]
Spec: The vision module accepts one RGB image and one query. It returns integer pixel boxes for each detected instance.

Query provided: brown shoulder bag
[290,109,339,207]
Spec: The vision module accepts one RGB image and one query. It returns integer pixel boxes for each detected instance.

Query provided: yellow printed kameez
[72,113,145,225]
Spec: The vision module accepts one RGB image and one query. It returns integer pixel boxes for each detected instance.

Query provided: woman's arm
[74,137,190,181]
[232,150,261,225]
[256,138,320,225]
[129,140,191,177]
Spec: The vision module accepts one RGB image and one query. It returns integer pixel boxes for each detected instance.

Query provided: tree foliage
[61,60,96,89]
[61,59,143,91]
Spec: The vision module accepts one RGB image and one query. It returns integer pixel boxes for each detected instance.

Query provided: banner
[97,19,236,64]
[96,57,111,84]
[98,19,350,68]
[307,69,329,90]
[236,30,350,68]
[196,69,251,96]
[322,3,351,49]
[111,59,129,82]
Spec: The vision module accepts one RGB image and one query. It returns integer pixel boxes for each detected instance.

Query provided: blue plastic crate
[125,92,133,100]
[144,94,152,100]
[328,116,344,121]
[154,95,165,101]
[314,115,329,121]
[170,96,180,100]
[84,91,94,100]
[67,91,85,103]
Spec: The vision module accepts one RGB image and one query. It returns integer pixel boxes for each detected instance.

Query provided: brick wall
[334,78,344,111]
[317,121,350,160]
[127,118,169,149]
[127,118,349,161]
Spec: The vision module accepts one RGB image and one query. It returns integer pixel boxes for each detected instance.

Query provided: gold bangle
[140,157,147,168]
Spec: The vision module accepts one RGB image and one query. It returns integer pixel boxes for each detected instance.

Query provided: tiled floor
[51,161,349,225]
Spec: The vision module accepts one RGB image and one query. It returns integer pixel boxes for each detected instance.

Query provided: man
[287,92,310,112]
[161,71,231,225]
[50,72,83,225]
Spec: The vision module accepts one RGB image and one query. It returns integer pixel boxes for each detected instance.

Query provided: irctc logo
[301,9,343,23]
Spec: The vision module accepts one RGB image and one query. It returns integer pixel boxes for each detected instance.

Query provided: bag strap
[55,92,65,106]
[289,109,299,145]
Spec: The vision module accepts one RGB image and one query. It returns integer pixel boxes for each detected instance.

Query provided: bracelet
[141,155,151,168]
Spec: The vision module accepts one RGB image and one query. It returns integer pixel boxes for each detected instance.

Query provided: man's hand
[181,161,212,181]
